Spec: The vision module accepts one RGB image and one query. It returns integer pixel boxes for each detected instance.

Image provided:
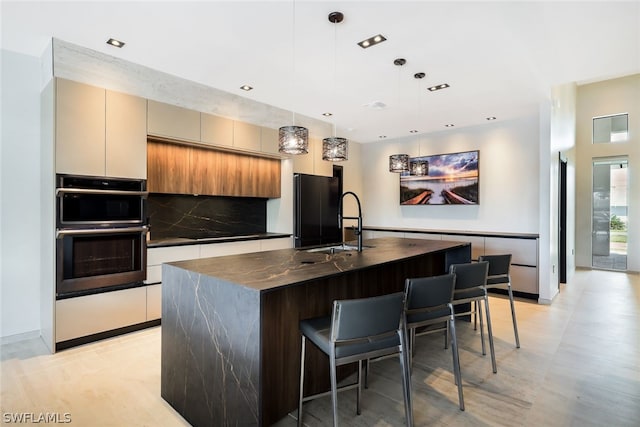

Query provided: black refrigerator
[293,173,342,248]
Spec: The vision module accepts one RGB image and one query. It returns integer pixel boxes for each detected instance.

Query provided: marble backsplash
[148,193,267,239]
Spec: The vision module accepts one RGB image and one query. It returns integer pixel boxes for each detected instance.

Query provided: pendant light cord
[292,0,297,126]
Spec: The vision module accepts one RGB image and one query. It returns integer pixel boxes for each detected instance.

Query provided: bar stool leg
[399,333,414,427]
[356,361,362,415]
[297,336,306,427]
[484,294,497,373]
[507,284,521,348]
[330,355,339,426]
[449,315,465,411]
[478,299,486,356]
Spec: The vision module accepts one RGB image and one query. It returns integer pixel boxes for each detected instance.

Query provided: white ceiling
[2,1,639,143]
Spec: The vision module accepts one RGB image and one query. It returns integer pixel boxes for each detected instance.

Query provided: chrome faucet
[338,191,363,252]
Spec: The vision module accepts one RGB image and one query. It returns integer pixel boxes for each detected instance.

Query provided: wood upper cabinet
[55,78,147,179]
[105,91,147,179]
[201,113,233,147]
[56,78,106,176]
[148,100,200,142]
[148,141,281,198]
[147,141,192,194]
[233,121,261,152]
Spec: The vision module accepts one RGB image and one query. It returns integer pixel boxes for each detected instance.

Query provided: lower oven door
[56,226,147,298]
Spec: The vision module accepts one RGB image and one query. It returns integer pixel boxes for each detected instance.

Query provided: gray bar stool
[479,254,520,348]
[297,292,413,427]
[404,273,464,411]
[449,261,497,373]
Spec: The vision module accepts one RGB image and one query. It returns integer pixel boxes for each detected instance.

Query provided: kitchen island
[160,237,470,426]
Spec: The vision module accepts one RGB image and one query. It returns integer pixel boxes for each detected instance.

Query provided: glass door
[592,158,628,270]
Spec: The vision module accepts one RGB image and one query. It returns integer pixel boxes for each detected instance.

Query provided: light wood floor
[1,269,639,426]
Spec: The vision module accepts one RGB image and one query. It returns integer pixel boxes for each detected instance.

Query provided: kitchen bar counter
[161,237,471,426]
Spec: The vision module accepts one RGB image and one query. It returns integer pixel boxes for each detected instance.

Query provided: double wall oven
[56,174,148,299]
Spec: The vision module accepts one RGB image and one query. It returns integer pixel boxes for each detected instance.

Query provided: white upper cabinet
[201,113,233,147]
[147,100,200,142]
[105,90,147,179]
[55,78,147,178]
[55,78,106,177]
[260,126,279,154]
[233,121,261,152]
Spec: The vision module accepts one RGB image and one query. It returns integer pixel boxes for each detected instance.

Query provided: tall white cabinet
[55,78,147,179]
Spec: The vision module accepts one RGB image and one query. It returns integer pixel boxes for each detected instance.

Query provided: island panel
[161,265,261,426]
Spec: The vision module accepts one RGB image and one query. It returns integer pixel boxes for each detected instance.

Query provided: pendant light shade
[410,159,429,176]
[321,11,348,162]
[322,137,348,161]
[279,125,309,154]
[389,154,409,172]
[278,0,308,156]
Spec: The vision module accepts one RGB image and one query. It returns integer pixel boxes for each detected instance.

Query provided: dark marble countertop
[167,237,470,293]
[364,225,539,239]
[148,232,291,248]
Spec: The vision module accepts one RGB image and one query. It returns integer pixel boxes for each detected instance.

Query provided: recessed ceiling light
[358,34,387,49]
[379,135,387,139]
[106,38,125,48]
[322,112,333,117]
[409,130,418,133]
[486,116,497,121]
[445,124,455,127]
[427,83,449,92]
[240,85,253,91]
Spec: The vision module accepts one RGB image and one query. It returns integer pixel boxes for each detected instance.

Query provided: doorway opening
[592,158,628,270]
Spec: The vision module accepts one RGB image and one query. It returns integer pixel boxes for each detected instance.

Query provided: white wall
[575,74,640,272]
[361,116,540,233]
[1,50,42,339]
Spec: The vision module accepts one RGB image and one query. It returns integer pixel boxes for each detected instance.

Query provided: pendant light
[389,154,410,172]
[279,0,309,155]
[389,58,409,172]
[322,11,348,161]
[410,72,428,176]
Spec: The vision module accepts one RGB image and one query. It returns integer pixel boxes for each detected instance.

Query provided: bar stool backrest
[479,254,512,286]
[404,274,455,325]
[449,261,489,290]
[331,292,404,344]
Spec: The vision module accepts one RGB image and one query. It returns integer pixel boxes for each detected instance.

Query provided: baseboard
[55,319,161,352]
[0,329,41,346]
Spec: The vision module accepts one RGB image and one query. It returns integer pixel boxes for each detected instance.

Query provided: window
[593,113,629,143]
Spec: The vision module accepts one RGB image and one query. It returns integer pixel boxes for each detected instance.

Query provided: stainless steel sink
[305,244,368,254]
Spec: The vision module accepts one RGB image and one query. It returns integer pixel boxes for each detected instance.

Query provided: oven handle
[56,188,149,197]
[56,226,148,238]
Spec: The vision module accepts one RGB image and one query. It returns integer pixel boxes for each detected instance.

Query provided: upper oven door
[56,174,147,228]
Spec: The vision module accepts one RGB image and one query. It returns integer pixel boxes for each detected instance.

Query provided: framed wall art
[400,150,479,205]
